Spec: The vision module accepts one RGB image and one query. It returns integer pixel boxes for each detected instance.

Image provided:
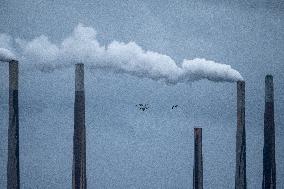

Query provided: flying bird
[136,104,149,111]
[172,105,178,109]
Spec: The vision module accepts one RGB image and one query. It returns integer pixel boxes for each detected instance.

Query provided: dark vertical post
[235,81,246,189]
[72,63,86,189]
[193,128,203,189]
[7,60,20,189]
[262,75,276,189]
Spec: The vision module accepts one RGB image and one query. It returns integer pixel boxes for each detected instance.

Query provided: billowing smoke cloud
[0,34,16,62]
[0,48,16,62]
[2,24,243,83]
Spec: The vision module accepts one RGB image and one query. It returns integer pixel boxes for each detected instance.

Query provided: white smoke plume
[0,34,17,62]
[2,24,243,83]
[0,48,16,62]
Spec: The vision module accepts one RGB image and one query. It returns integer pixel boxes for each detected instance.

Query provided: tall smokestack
[7,60,20,189]
[262,75,276,189]
[235,81,246,189]
[193,128,203,189]
[72,63,86,189]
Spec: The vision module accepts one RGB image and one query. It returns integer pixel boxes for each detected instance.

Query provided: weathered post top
[75,63,84,92]
[7,59,20,189]
[265,75,273,103]
[235,80,246,189]
[237,80,245,130]
[262,74,276,189]
[73,63,86,189]
[194,128,202,138]
[237,80,245,111]
[9,60,19,90]
[193,128,203,189]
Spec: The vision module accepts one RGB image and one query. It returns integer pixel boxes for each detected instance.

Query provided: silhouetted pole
[235,81,246,189]
[7,60,20,189]
[193,128,203,189]
[72,63,86,189]
[262,75,276,189]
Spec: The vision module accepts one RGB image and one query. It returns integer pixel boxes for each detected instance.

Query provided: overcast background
[0,0,283,188]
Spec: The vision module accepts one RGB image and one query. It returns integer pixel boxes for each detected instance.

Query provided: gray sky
[0,0,283,188]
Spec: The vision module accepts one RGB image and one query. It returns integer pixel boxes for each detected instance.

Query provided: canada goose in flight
[172,105,178,109]
[136,104,149,111]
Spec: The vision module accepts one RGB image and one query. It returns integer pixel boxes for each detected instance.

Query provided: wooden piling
[7,60,20,189]
[235,81,246,189]
[262,75,276,189]
[72,63,87,189]
[193,128,203,189]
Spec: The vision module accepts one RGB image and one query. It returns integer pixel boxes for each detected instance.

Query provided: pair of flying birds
[135,104,178,111]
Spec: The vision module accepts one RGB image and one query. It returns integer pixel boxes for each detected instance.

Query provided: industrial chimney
[72,63,87,189]
[262,75,276,189]
[235,81,246,189]
[193,128,203,189]
[7,60,20,189]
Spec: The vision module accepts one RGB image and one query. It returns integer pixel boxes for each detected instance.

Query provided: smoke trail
[0,48,16,62]
[1,24,243,83]
[0,34,17,62]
